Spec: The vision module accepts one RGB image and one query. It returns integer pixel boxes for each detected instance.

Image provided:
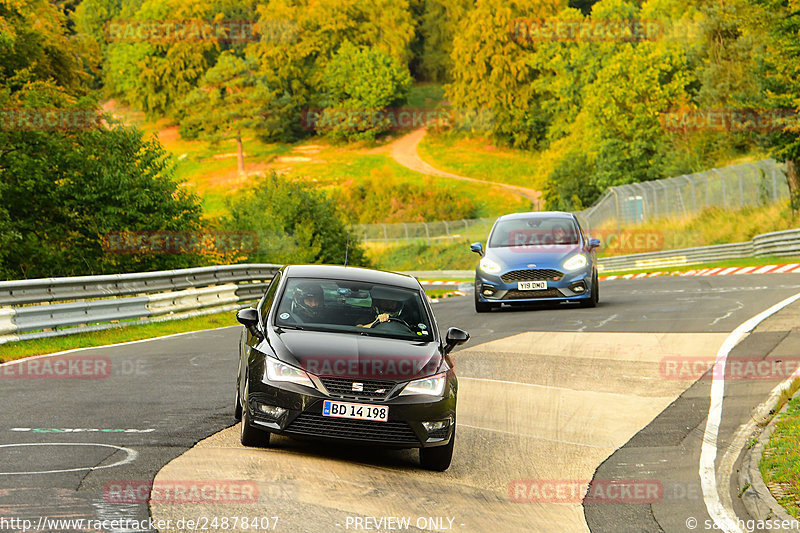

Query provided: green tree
[747,0,800,212]
[0,0,95,97]
[247,0,415,141]
[104,0,258,116]
[0,114,204,277]
[226,172,369,267]
[418,0,473,81]
[447,0,564,148]
[180,51,274,175]
[315,42,412,142]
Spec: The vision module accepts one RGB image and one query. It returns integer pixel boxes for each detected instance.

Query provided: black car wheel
[240,381,270,447]
[234,359,243,421]
[419,426,455,471]
[581,273,599,308]
[234,382,242,421]
[474,289,492,313]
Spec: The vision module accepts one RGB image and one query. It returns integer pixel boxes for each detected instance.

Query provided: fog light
[422,419,451,433]
[573,285,585,293]
[258,404,286,419]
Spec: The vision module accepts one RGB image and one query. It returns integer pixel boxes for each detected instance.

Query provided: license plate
[322,400,388,422]
[518,281,547,291]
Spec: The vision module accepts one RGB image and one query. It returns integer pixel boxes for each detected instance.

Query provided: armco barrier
[596,228,800,272]
[0,264,280,344]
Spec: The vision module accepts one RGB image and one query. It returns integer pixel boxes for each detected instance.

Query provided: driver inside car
[357,295,409,328]
[290,283,324,322]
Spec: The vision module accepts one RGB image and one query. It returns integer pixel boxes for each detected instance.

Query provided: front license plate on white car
[518,281,547,291]
[322,400,388,422]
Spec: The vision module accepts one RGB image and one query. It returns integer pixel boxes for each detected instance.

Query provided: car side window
[258,272,282,321]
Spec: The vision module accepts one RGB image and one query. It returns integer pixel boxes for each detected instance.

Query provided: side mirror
[470,242,484,257]
[444,327,470,354]
[236,308,262,339]
[588,238,601,250]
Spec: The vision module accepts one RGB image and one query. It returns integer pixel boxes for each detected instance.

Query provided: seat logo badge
[527,264,537,268]
[352,382,364,392]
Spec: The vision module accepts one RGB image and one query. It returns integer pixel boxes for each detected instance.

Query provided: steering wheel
[374,317,415,332]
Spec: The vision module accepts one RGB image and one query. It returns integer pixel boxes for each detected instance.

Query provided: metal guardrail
[0,264,281,344]
[1,227,798,344]
[597,229,800,272]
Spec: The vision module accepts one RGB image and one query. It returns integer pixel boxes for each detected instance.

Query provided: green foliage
[225,172,370,266]
[418,0,473,81]
[448,0,564,149]
[247,0,416,141]
[316,42,412,142]
[334,168,478,223]
[0,0,96,96]
[104,0,258,116]
[0,116,204,278]
[179,50,277,171]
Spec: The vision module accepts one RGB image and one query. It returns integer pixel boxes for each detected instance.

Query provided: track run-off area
[2,274,800,533]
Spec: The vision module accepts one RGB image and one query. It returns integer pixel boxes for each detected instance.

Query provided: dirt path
[388,128,542,205]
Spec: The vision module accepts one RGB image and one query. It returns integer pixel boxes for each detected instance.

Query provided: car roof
[495,211,576,221]
[282,264,422,290]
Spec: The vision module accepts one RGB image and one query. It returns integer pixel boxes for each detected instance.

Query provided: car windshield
[488,217,581,248]
[273,278,433,341]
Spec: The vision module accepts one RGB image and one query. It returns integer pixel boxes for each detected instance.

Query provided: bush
[316,42,412,142]
[333,168,479,223]
[225,172,370,266]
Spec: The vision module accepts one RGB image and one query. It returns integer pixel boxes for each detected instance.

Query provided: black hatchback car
[234,265,470,471]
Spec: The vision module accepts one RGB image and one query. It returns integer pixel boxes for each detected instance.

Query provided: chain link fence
[576,159,787,231]
[352,159,789,244]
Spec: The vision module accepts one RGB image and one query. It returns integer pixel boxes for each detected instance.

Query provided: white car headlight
[479,257,502,274]
[563,254,588,271]
[264,357,316,389]
[399,372,447,397]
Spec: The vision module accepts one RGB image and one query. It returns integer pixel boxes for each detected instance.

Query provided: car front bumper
[475,268,594,304]
[245,374,456,449]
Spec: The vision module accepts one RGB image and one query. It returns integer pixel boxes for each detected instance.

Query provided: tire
[419,427,455,471]
[234,381,242,421]
[474,289,492,313]
[234,358,243,421]
[240,383,270,447]
[580,273,599,308]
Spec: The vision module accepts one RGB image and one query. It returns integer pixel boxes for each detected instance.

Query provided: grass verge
[760,380,800,518]
[418,131,546,191]
[0,311,240,363]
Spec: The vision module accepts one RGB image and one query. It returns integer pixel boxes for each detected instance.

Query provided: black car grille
[501,269,564,283]
[285,413,419,445]
[504,289,563,299]
[319,378,397,400]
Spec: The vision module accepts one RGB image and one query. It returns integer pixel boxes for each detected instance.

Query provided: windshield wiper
[274,324,303,332]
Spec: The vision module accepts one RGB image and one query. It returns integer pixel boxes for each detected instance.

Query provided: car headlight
[399,372,447,397]
[563,254,588,271]
[264,357,316,389]
[479,257,502,274]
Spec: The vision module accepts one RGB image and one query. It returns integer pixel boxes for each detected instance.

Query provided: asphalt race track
[2,274,800,533]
